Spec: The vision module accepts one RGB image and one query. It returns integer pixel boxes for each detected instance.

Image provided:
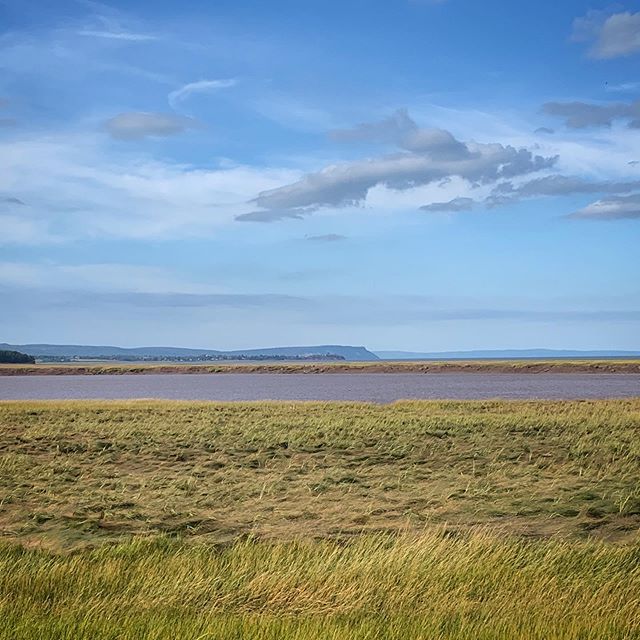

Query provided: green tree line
[0,350,36,364]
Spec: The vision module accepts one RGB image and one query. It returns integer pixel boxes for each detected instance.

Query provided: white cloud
[605,82,640,93]
[247,112,556,218]
[77,29,157,41]
[573,10,640,59]
[569,194,640,220]
[0,134,301,242]
[168,79,237,109]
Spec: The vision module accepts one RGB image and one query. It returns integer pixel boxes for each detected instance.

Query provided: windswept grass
[1,399,639,547]
[2,531,640,639]
[1,399,639,638]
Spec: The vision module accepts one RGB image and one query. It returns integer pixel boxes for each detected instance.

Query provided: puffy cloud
[542,100,640,128]
[253,145,554,210]
[330,109,474,159]
[104,112,198,140]
[569,194,640,220]
[420,197,475,213]
[329,109,416,145]
[168,78,237,109]
[245,112,556,221]
[573,10,640,59]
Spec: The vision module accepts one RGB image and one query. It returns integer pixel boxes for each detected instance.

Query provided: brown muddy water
[1,373,639,402]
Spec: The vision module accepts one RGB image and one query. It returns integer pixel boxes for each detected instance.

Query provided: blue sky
[1,0,639,351]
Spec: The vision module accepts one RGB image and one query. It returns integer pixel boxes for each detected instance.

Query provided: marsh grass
[1,530,639,639]
[1,399,640,638]
[0,530,640,640]
[1,399,640,548]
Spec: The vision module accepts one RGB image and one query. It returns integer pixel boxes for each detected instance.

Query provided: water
[1,373,639,402]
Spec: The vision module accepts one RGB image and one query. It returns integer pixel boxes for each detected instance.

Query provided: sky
[1,0,639,351]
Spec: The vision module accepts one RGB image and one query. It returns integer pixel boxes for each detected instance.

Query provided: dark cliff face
[0,343,380,362]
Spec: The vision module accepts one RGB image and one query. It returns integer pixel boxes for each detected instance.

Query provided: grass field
[1,399,639,638]
[2,532,639,640]
[2,358,640,375]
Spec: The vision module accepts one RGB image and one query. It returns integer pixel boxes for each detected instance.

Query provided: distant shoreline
[2,359,640,375]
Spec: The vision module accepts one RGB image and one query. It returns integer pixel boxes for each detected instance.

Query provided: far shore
[1,359,640,376]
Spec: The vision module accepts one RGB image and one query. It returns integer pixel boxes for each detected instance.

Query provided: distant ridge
[0,343,379,362]
[375,349,640,360]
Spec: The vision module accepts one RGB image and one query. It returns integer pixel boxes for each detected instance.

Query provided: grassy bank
[2,531,639,640]
[2,399,639,639]
[2,358,640,375]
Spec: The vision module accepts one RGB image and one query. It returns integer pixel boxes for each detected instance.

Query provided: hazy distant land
[2,342,639,365]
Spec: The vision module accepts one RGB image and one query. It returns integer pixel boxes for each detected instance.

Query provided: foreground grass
[1,400,640,638]
[2,358,640,375]
[1,399,639,547]
[2,531,640,639]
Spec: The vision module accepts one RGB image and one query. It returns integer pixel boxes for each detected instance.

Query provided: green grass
[1,399,639,638]
[2,531,640,639]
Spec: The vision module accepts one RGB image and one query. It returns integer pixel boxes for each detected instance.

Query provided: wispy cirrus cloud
[77,29,157,41]
[0,134,300,242]
[168,79,237,109]
[605,81,640,93]
[75,8,159,42]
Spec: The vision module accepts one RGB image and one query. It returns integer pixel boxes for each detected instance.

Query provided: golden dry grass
[1,399,639,639]
[1,531,639,639]
[1,399,639,548]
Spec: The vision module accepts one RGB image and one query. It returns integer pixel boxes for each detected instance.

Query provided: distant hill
[375,349,640,360]
[0,343,379,362]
